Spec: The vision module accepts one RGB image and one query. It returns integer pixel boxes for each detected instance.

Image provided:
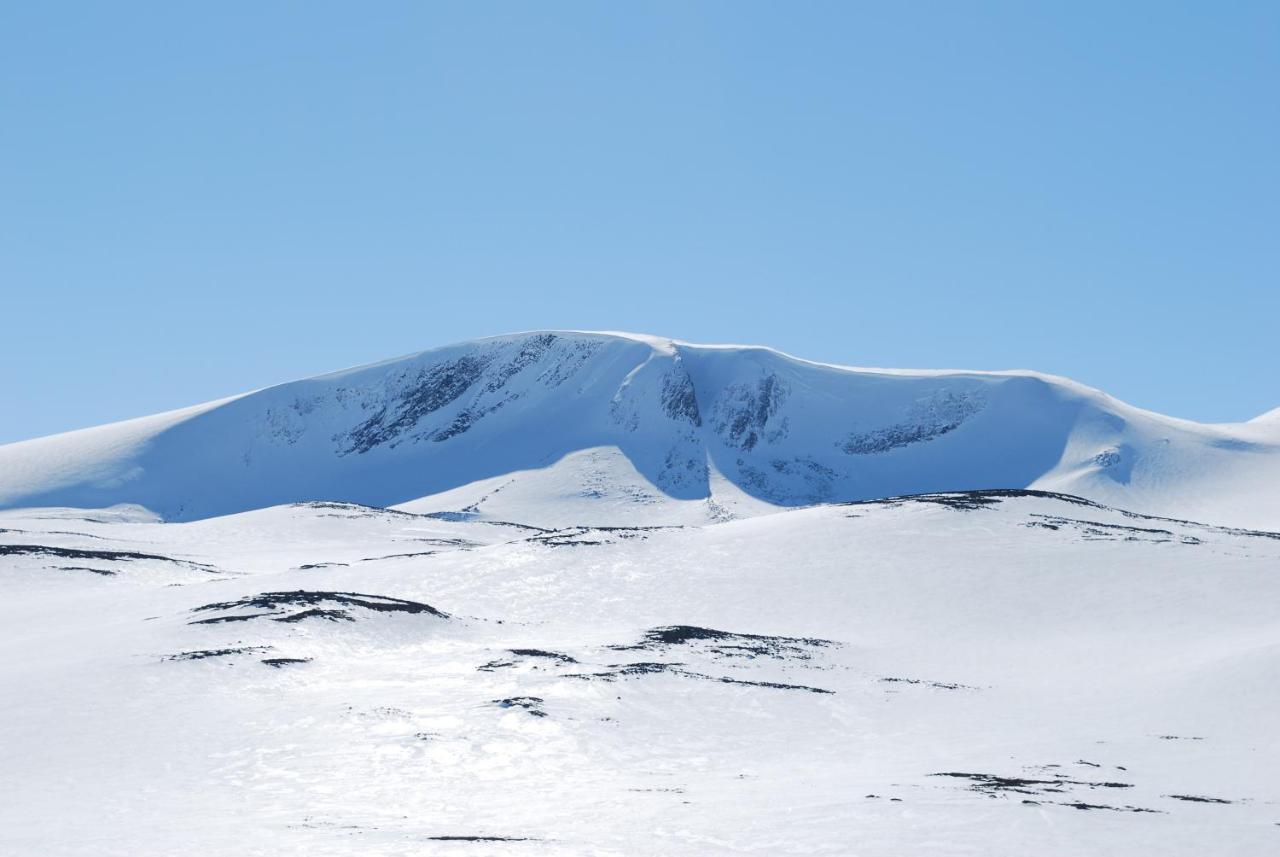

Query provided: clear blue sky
[2,2,1276,443]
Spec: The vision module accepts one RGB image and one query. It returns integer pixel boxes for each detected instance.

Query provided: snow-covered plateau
[1,331,1277,855]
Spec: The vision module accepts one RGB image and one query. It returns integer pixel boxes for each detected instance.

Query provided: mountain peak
[1,331,1276,529]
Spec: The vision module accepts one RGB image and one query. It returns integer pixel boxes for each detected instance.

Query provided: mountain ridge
[1,331,1276,527]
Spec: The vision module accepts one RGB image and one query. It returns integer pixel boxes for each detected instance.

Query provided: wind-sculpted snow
[2,491,1278,854]
[0,331,1277,528]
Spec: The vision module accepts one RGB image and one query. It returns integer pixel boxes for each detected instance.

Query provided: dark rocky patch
[358,551,437,562]
[713,375,788,452]
[843,489,1280,542]
[709,674,834,693]
[880,677,976,691]
[296,562,349,570]
[571,661,833,694]
[261,657,312,668]
[608,661,683,677]
[422,512,552,533]
[341,336,585,450]
[661,369,702,426]
[189,612,281,625]
[491,697,546,717]
[274,608,355,623]
[509,648,577,663]
[532,534,606,547]
[842,489,1092,512]
[912,493,1008,511]
[841,418,970,456]
[189,590,448,624]
[1027,515,1201,545]
[430,407,483,442]
[490,334,574,399]
[424,836,535,842]
[1,543,217,571]
[0,527,107,540]
[478,648,578,671]
[1166,794,1232,804]
[613,625,833,660]
[292,501,421,519]
[486,334,559,391]
[933,772,1133,796]
[841,423,959,456]
[165,646,271,662]
[528,526,675,548]
[408,536,481,547]
[1060,802,1162,813]
[424,844,535,849]
[841,390,983,455]
[1112,511,1280,541]
[423,510,479,522]
[341,354,491,454]
[55,565,118,576]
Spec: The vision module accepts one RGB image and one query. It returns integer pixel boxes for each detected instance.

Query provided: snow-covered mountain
[1,331,1276,528]
[4,332,1280,855]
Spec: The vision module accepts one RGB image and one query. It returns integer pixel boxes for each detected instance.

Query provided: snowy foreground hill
[2,332,1279,856]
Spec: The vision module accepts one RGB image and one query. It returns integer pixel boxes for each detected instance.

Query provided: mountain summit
[1,331,1276,527]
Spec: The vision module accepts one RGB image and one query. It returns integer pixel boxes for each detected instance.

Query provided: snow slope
[1,331,1276,528]
[2,491,1278,855]
[3,335,1279,854]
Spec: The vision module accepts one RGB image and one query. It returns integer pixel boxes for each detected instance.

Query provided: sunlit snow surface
[2,333,1278,853]
[3,489,1278,855]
